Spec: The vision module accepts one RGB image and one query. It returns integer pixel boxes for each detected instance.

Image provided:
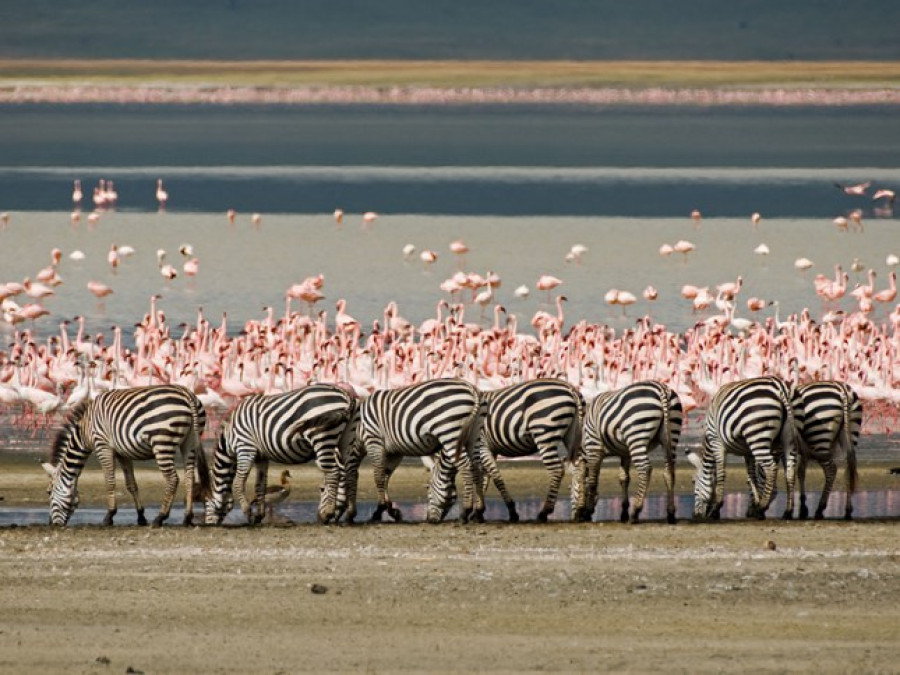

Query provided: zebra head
[206,429,236,524]
[46,404,89,525]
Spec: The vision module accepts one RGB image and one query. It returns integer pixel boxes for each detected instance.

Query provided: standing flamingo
[156,179,168,209]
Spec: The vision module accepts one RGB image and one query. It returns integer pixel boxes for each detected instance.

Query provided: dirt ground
[1,458,899,673]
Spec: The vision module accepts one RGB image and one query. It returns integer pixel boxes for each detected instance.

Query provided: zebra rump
[572,380,682,524]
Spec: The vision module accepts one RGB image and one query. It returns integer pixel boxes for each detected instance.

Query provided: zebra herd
[41,375,863,527]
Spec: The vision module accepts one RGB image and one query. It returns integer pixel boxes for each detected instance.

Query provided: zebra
[571,380,683,524]
[205,384,358,525]
[474,378,584,523]
[690,376,802,520]
[340,378,482,524]
[43,384,208,527]
[793,380,862,520]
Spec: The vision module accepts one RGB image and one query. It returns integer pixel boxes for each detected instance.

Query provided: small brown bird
[252,469,292,522]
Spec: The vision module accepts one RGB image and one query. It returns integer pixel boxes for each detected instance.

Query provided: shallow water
[0,208,897,345]
[4,489,899,526]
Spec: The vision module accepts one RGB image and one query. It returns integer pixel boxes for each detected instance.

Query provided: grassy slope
[1,0,899,62]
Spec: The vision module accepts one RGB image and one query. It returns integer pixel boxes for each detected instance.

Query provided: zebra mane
[50,400,90,466]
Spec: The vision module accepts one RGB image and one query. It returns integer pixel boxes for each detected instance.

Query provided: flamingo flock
[0,180,899,441]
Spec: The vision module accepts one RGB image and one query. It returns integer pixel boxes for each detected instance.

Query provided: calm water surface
[0,208,897,345]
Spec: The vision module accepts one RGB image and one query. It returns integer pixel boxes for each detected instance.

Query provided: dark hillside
[1,0,899,61]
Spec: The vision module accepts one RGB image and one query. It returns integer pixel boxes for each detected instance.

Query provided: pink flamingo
[835,181,870,196]
[156,179,168,208]
[873,271,897,304]
[87,281,113,298]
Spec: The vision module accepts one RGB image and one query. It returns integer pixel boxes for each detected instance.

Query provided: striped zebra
[794,380,862,520]
[691,376,802,520]
[571,380,683,524]
[475,379,584,523]
[341,378,482,524]
[43,384,208,527]
[205,384,358,525]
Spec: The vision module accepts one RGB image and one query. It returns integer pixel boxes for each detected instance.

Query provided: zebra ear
[41,462,58,478]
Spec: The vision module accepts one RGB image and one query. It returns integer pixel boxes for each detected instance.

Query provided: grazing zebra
[341,378,482,524]
[43,384,208,527]
[475,379,584,523]
[691,376,802,520]
[205,384,358,525]
[794,380,862,520]
[571,380,683,524]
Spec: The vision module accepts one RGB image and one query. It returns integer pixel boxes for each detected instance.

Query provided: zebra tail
[660,385,674,456]
[194,430,212,500]
[841,386,859,495]
[191,398,212,500]
[565,389,585,465]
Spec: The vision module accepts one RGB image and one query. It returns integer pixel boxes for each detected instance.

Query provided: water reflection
[3,490,897,527]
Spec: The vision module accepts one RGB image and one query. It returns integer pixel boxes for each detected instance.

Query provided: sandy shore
[1,459,899,672]
[0,516,898,673]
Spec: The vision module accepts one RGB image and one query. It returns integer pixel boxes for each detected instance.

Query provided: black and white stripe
[475,379,584,522]
[342,378,482,524]
[44,384,208,526]
[206,384,358,524]
[691,376,801,520]
[794,380,862,520]
[572,380,683,523]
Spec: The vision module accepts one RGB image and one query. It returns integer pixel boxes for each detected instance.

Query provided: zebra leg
[781,437,798,521]
[367,438,392,522]
[576,436,604,522]
[479,444,515,521]
[341,445,363,524]
[568,457,585,522]
[426,452,457,524]
[843,449,858,521]
[152,447,180,528]
[232,451,256,524]
[743,456,761,518]
[119,457,148,526]
[663,446,677,524]
[753,456,778,520]
[316,446,340,524]
[628,453,651,524]
[817,458,838,520]
[181,449,196,527]
[617,457,631,523]
[95,446,119,527]
[253,460,269,524]
[797,453,810,520]
[535,440,565,523]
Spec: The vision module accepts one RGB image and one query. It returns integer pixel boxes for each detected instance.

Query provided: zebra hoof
[509,511,520,524]
[781,510,793,521]
[619,512,629,524]
[666,512,677,525]
[182,513,194,527]
[843,510,853,521]
[471,511,485,524]
[798,505,809,520]
[136,512,147,527]
[388,507,403,522]
[151,516,166,528]
[536,511,549,523]
[102,512,115,527]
